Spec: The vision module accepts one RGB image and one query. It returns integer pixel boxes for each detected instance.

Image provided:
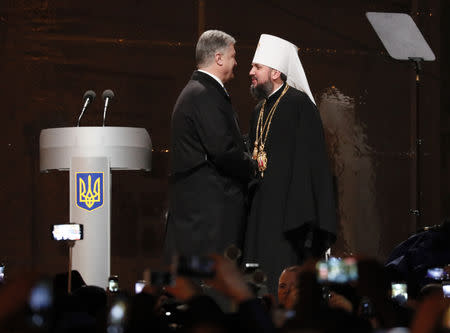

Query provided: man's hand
[164,276,202,302]
[206,254,253,303]
[328,291,353,313]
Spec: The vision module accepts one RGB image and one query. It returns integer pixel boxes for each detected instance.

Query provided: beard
[250,79,274,101]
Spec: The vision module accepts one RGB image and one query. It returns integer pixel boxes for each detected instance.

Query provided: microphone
[102,89,114,126]
[77,90,96,127]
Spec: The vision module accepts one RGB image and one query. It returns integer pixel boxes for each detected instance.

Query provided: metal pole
[68,241,74,293]
[409,58,422,229]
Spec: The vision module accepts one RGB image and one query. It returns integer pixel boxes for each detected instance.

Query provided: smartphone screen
[52,224,83,241]
[344,257,358,282]
[108,276,119,292]
[443,281,450,298]
[135,280,147,294]
[316,260,328,283]
[391,282,408,304]
[316,257,358,284]
[0,264,4,283]
[427,267,444,280]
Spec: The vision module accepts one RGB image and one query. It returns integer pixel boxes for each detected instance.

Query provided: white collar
[197,70,225,88]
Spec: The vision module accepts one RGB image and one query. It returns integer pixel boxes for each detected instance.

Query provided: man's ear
[271,69,281,80]
[215,52,223,66]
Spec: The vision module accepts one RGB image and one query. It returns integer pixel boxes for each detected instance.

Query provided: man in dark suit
[165,30,254,259]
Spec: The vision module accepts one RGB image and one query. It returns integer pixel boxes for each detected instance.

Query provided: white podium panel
[70,157,111,288]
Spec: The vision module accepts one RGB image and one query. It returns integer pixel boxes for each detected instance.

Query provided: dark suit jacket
[165,70,254,257]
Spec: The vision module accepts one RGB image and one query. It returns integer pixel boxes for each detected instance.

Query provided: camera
[176,255,215,278]
[51,224,83,241]
[108,275,119,293]
[316,257,358,284]
[391,282,408,304]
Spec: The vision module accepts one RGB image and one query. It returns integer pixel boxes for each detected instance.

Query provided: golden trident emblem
[79,175,101,208]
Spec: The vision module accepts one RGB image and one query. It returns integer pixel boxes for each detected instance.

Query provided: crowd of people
[0,249,449,333]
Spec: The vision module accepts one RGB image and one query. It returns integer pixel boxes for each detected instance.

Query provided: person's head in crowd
[278,265,301,309]
[71,285,107,317]
[52,285,107,333]
[410,292,450,333]
[418,283,444,302]
[195,30,237,84]
[125,292,163,333]
[356,257,413,329]
[52,270,86,299]
[292,260,324,315]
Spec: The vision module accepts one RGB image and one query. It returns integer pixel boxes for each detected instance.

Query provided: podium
[40,127,152,288]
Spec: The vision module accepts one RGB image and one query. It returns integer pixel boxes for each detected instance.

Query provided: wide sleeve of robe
[283,93,337,237]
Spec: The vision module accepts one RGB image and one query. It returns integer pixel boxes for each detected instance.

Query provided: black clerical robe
[244,83,337,294]
[165,70,254,258]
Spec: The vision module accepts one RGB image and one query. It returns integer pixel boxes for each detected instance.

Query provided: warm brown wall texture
[0,0,445,291]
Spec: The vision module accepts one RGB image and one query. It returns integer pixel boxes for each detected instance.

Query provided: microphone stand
[77,99,90,127]
[102,99,109,127]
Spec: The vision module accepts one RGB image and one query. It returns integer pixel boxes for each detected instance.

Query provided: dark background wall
[0,0,447,291]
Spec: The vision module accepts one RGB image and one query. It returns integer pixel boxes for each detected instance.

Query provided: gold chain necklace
[252,84,289,177]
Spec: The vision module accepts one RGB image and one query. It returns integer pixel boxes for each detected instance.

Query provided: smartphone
[443,281,450,298]
[135,280,147,294]
[51,224,83,241]
[316,257,358,284]
[391,282,408,304]
[177,255,215,278]
[359,297,374,318]
[108,275,119,293]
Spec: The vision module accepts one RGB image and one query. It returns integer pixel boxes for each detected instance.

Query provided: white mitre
[252,34,316,105]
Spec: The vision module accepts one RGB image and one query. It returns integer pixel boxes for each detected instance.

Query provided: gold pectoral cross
[257,147,267,178]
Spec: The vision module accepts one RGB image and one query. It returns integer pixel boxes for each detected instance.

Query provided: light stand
[366,12,435,229]
[67,240,75,293]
